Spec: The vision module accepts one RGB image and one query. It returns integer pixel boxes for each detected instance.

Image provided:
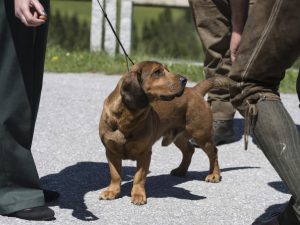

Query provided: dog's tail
[193,76,238,96]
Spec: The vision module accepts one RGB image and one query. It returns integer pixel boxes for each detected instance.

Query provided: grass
[45,46,204,78]
[50,0,91,23]
[47,1,299,93]
[45,46,298,93]
[280,69,298,93]
[45,46,126,74]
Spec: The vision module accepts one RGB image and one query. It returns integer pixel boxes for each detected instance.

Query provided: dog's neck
[118,102,152,137]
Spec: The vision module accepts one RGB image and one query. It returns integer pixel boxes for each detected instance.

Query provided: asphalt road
[1,72,299,225]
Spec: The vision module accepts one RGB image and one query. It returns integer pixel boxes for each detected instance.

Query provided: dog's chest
[120,137,153,160]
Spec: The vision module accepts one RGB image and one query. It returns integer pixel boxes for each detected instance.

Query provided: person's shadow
[252,181,290,224]
[40,161,258,221]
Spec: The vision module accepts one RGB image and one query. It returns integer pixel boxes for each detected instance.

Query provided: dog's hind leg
[99,150,122,200]
[170,132,195,177]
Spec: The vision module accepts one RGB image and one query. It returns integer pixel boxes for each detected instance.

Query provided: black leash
[96,0,134,71]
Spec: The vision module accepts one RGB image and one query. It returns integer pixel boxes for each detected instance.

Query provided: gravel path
[1,72,299,225]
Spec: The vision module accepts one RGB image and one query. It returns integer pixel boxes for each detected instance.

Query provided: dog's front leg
[203,144,221,183]
[100,151,122,200]
[131,150,152,205]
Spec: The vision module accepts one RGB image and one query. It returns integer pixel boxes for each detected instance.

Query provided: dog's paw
[131,192,147,205]
[205,174,221,183]
[170,168,187,177]
[99,190,120,200]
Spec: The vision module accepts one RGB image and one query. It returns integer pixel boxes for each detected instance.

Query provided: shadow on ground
[253,181,290,224]
[40,162,259,221]
[233,118,244,142]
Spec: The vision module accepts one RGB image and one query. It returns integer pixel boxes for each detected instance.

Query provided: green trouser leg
[188,0,255,121]
[253,101,300,224]
[227,0,300,222]
[229,0,300,108]
[189,0,234,121]
[0,0,49,214]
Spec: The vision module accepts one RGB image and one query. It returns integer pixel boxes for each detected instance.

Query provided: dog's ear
[129,61,152,82]
[120,71,149,110]
[129,62,144,74]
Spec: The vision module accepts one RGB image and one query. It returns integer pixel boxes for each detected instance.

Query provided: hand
[229,0,249,62]
[230,31,242,63]
[14,0,47,27]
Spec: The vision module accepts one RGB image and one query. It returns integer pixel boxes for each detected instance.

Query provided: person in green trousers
[227,0,300,224]
[188,0,255,145]
[0,0,58,221]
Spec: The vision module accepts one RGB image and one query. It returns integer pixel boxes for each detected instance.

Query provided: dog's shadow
[40,162,112,221]
[40,162,258,221]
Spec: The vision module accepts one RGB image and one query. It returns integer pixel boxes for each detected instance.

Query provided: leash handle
[96,0,134,71]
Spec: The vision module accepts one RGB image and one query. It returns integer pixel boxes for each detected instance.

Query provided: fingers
[22,8,45,26]
[231,50,237,63]
[19,14,30,27]
[14,0,46,27]
[231,55,236,63]
[30,0,47,17]
[33,10,38,19]
[230,31,242,63]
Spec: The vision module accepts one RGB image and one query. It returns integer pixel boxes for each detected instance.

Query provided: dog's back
[153,76,235,147]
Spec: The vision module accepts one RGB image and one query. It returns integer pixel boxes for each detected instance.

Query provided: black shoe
[43,189,60,203]
[213,120,235,145]
[5,206,55,221]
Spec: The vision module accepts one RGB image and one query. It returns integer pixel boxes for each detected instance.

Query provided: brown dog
[99,61,235,205]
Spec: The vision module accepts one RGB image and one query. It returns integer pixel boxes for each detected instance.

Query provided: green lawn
[47,1,299,94]
[51,0,91,23]
[45,46,298,93]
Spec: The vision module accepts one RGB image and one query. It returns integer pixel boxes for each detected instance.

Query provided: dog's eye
[153,70,162,77]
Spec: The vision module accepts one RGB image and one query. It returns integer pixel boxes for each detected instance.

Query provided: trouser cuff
[0,194,44,215]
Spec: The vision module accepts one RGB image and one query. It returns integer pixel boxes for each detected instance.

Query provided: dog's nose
[179,76,187,85]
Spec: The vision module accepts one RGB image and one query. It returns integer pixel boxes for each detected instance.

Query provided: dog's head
[120,61,187,110]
